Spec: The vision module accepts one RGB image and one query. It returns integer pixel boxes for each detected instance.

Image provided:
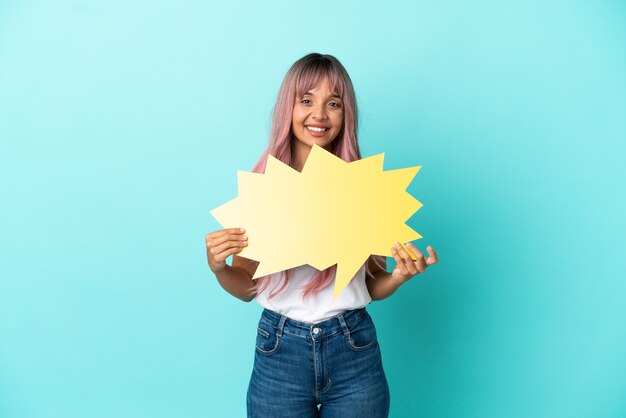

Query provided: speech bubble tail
[332,259,366,301]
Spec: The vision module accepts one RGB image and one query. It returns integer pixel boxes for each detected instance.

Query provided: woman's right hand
[205,227,248,273]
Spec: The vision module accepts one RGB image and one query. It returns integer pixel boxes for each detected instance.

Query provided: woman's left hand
[390,242,438,284]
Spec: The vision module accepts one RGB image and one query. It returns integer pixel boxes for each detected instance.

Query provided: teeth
[307,126,328,132]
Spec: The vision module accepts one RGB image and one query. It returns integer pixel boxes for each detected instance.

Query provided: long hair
[244,53,384,301]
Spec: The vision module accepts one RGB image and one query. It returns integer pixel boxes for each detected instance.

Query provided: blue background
[1,1,625,417]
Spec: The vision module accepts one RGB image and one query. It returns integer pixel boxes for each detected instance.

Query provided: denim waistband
[259,307,368,340]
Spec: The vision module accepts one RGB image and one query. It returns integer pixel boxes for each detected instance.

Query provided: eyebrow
[303,91,341,100]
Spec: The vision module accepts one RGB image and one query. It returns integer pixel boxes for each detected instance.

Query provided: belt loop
[337,312,350,336]
[276,314,287,337]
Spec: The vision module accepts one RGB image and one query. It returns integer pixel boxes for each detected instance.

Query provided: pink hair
[243,53,385,301]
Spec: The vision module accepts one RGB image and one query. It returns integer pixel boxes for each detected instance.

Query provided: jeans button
[313,327,321,334]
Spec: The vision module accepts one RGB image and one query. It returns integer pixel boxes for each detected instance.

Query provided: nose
[311,103,328,120]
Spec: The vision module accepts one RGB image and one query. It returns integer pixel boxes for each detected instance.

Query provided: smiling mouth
[305,125,329,133]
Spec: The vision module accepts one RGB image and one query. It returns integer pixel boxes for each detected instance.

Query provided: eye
[329,102,342,108]
[300,98,311,104]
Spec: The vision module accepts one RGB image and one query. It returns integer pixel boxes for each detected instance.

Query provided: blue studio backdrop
[1,1,625,417]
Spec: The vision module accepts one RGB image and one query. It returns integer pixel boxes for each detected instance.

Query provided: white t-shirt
[254,264,372,324]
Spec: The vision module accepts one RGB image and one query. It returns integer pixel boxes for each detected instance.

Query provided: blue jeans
[247,307,390,417]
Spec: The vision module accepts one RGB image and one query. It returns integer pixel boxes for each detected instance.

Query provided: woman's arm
[365,256,404,301]
[214,262,257,302]
[213,255,259,303]
[205,228,259,302]
[366,271,405,300]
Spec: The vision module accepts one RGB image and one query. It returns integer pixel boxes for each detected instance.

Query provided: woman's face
[291,77,344,151]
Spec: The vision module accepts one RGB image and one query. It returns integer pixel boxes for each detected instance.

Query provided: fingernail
[240,228,245,232]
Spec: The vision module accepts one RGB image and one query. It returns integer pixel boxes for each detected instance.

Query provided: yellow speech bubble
[210,144,423,301]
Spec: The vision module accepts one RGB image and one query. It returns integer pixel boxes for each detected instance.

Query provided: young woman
[205,53,438,418]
